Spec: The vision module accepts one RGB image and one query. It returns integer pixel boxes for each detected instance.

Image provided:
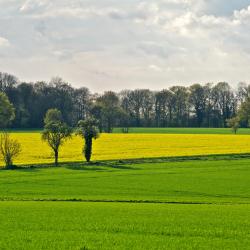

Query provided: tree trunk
[54,150,59,166]
[84,137,92,162]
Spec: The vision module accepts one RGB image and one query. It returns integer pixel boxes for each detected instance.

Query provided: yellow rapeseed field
[1,133,250,166]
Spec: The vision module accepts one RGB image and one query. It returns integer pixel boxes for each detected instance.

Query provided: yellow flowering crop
[1,133,250,166]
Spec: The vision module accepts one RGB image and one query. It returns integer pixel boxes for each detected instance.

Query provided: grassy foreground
[2,132,250,166]
[0,158,250,249]
[1,202,249,250]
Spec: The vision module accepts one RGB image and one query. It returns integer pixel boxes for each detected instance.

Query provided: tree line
[2,72,250,131]
[2,70,250,168]
[0,93,99,168]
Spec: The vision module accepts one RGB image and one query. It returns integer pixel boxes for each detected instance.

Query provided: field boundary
[1,152,250,170]
[0,198,249,206]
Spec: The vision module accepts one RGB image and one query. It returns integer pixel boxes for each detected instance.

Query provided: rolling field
[2,132,250,166]
[1,130,250,249]
[0,158,250,249]
[0,159,250,203]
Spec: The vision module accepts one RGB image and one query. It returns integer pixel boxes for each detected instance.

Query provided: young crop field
[1,202,249,250]
[1,130,250,250]
[2,132,250,166]
[1,158,250,203]
[0,158,250,249]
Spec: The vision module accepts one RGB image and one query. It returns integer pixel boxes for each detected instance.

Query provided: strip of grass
[114,127,250,134]
[5,127,250,134]
[0,201,249,250]
[0,158,249,204]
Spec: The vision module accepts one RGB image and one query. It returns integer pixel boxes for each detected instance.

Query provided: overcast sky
[0,0,250,92]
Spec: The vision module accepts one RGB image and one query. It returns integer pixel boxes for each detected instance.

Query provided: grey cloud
[0,0,250,91]
[0,37,10,47]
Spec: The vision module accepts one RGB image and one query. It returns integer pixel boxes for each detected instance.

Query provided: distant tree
[0,72,18,93]
[226,117,240,134]
[120,110,130,133]
[237,82,250,104]
[0,132,21,169]
[14,83,36,128]
[76,118,99,162]
[189,84,206,127]
[94,91,123,133]
[73,87,91,124]
[42,109,72,166]
[0,92,15,128]
[212,82,235,127]
[120,89,154,127]
[170,86,190,127]
[91,103,104,133]
[49,77,75,126]
[238,98,250,127]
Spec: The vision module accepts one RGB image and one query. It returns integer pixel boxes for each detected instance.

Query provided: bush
[0,132,21,169]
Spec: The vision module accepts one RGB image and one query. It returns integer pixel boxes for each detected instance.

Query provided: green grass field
[1,202,249,250]
[1,158,250,249]
[114,127,250,134]
[1,158,250,203]
[6,127,250,134]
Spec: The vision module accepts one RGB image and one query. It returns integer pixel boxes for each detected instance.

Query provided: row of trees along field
[2,80,250,168]
[2,72,250,131]
[0,92,99,168]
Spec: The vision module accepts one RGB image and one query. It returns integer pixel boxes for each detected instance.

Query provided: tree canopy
[42,109,72,166]
[0,92,15,128]
[2,72,250,130]
[76,118,99,162]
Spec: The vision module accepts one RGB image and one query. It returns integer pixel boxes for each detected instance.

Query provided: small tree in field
[0,92,15,128]
[76,118,99,162]
[42,109,72,166]
[226,117,240,134]
[0,133,21,169]
[239,98,250,127]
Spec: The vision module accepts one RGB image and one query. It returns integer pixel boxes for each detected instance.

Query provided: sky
[0,0,250,92]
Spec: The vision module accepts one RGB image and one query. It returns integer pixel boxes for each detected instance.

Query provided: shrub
[0,132,21,169]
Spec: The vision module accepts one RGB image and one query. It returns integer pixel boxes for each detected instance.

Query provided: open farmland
[1,202,249,250]
[1,129,250,250]
[1,159,250,203]
[7,127,250,134]
[114,127,250,134]
[0,158,250,249]
[2,132,250,166]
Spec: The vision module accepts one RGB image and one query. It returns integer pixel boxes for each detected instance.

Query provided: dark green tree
[94,91,123,133]
[76,118,99,162]
[238,98,250,127]
[0,92,15,128]
[189,84,206,127]
[42,109,72,166]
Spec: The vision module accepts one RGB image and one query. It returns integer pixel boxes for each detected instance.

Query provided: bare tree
[226,117,240,134]
[0,133,21,169]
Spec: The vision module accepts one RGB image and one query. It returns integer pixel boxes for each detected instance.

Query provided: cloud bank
[0,0,250,91]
